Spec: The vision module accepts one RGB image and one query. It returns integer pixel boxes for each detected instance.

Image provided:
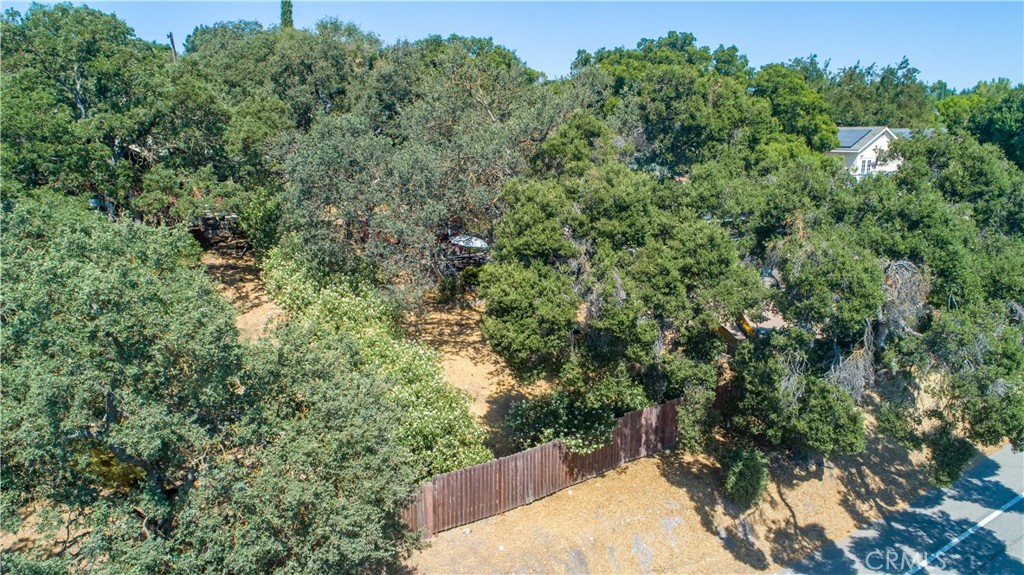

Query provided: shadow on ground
[201,239,268,314]
[403,300,547,457]
[656,415,940,573]
[787,448,1024,574]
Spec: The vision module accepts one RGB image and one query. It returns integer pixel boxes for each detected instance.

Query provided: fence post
[423,482,435,538]
[403,396,689,537]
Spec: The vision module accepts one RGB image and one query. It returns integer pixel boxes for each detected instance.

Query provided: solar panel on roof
[837,128,871,149]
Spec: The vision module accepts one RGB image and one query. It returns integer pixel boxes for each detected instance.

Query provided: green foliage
[1,194,419,572]
[663,352,720,453]
[752,64,838,151]
[585,32,774,171]
[673,385,720,454]
[507,391,619,454]
[460,265,483,290]
[792,377,867,455]
[6,6,1024,559]
[0,555,70,575]
[480,263,579,381]
[280,0,294,29]
[775,229,885,345]
[175,324,419,574]
[239,185,282,257]
[925,304,1024,450]
[2,194,240,511]
[876,402,924,451]
[890,131,1024,236]
[939,80,1024,171]
[534,109,620,176]
[282,34,559,304]
[728,334,866,456]
[484,113,763,453]
[924,426,977,488]
[86,448,146,488]
[721,447,769,508]
[789,56,936,128]
[1,4,168,204]
[506,356,648,454]
[262,240,493,476]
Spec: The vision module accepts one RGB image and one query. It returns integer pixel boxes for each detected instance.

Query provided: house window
[861,159,870,174]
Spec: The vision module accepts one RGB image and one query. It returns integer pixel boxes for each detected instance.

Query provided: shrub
[479,262,579,381]
[792,377,867,455]
[721,447,770,508]
[86,447,145,488]
[262,240,493,477]
[459,265,483,291]
[666,355,720,453]
[876,402,924,450]
[676,399,720,455]
[507,391,618,454]
[925,426,977,487]
[435,274,459,304]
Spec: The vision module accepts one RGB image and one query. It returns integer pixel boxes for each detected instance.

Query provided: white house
[828,126,902,179]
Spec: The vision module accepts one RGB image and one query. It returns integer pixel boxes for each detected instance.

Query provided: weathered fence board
[403,398,683,538]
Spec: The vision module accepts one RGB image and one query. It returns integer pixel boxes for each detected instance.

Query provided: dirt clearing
[404,301,549,456]
[201,240,282,341]
[408,429,938,574]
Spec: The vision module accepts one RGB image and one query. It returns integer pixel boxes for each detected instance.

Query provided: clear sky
[6,2,1023,90]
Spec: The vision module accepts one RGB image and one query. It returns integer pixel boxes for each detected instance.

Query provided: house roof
[890,128,938,139]
[831,126,898,154]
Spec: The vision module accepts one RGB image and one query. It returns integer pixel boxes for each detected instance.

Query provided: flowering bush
[262,242,492,477]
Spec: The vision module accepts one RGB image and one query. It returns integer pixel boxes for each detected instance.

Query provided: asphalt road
[782,444,1024,575]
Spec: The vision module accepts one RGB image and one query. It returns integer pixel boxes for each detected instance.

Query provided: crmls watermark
[863,547,947,573]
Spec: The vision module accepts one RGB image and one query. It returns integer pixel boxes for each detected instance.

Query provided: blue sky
[6,2,1023,90]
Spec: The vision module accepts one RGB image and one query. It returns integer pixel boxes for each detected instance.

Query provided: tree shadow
[846,507,1024,575]
[403,302,500,370]
[482,382,528,456]
[766,472,856,572]
[654,430,1003,573]
[201,239,271,314]
[827,431,932,528]
[785,447,1022,573]
[656,451,771,570]
[774,523,858,575]
[917,454,1021,514]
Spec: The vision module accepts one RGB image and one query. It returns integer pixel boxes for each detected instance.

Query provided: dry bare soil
[404,307,951,574]
[403,301,549,456]
[200,240,282,341]
[408,431,936,574]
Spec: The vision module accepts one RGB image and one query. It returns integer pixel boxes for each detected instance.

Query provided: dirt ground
[404,300,549,456]
[200,239,282,341]
[408,429,940,574]
[401,303,940,574]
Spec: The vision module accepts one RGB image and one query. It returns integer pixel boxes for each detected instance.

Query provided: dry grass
[408,428,937,574]
[400,314,970,575]
[403,300,549,456]
[200,239,283,341]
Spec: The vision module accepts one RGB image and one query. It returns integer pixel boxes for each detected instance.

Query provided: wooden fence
[402,398,683,538]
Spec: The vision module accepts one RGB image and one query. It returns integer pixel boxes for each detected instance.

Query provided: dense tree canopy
[787,55,937,128]
[580,32,774,172]
[482,113,764,449]
[752,64,839,152]
[938,79,1024,170]
[1,196,420,573]
[284,34,562,302]
[3,3,1023,565]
